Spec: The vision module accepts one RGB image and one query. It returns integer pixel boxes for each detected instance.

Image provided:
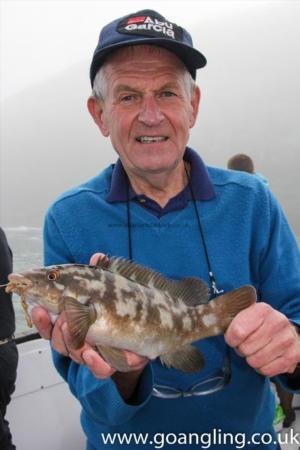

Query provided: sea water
[4,226,43,338]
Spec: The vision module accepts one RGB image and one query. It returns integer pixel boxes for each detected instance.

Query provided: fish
[5,256,257,373]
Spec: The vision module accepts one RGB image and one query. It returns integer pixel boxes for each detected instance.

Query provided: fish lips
[6,273,33,293]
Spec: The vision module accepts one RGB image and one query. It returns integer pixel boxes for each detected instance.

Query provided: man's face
[89,45,200,177]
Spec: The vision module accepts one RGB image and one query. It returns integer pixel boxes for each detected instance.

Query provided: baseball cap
[90,9,207,86]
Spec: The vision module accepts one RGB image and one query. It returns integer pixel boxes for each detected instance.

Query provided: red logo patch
[127,16,145,25]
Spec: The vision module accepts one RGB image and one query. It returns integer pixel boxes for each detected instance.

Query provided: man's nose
[138,96,164,126]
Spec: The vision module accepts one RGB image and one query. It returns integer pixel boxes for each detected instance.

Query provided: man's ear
[189,86,201,129]
[87,96,109,137]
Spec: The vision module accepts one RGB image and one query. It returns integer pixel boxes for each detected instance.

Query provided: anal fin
[160,345,204,373]
[96,345,130,372]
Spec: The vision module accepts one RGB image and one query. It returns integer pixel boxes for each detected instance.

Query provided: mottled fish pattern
[6,257,256,372]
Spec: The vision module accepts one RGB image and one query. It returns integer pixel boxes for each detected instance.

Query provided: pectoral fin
[63,296,97,349]
[160,345,204,373]
[96,345,130,372]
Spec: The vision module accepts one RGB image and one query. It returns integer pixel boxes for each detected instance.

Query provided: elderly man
[33,10,300,450]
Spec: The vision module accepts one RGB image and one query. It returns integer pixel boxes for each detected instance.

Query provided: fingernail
[90,253,101,266]
[83,352,93,366]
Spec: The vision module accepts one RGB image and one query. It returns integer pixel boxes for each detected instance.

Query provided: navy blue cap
[90,9,207,86]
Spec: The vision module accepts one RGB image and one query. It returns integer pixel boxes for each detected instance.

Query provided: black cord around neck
[126,183,133,260]
[184,163,224,298]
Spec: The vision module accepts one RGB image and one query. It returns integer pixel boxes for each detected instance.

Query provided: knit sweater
[44,151,300,449]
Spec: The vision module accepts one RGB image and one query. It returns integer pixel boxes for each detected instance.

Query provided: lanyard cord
[126,183,133,261]
[184,164,224,298]
[126,167,224,298]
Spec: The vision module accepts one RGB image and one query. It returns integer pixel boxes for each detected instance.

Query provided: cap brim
[90,37,207,86]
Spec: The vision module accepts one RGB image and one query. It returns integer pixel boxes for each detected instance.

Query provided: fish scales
[5,257,257,372]
[58,267,210,341]
[90,272,192,347]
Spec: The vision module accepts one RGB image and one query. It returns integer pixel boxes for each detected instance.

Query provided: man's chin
[135,154,183,173]
[132,162,180,176]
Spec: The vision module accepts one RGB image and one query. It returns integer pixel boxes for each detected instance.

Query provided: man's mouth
[136,136,168,144]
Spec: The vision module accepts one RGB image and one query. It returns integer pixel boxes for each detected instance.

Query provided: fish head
[6,264,103,313]
[6,265,68,313]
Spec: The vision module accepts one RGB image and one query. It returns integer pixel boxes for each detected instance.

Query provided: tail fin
[215,285,257,330]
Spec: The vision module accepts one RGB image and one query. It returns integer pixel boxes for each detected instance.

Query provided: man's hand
[225,302,300,377]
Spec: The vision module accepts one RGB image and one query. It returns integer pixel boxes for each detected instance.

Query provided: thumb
[31,306,53,339]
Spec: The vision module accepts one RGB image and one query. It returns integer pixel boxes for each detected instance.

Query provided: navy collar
[106,147,216,203]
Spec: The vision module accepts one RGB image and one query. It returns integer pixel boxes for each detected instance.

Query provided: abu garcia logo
[125,16,175,39]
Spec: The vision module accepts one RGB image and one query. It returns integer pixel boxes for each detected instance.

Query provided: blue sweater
[44,155,300,449]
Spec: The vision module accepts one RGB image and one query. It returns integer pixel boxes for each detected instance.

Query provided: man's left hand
[225,302,300,377]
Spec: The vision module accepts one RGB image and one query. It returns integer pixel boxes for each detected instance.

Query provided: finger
[51,313,69,356]
[31,306,53,340]
[60,322,114,372]
[61,322,86,364]
[246,339,287,371]
[123,350,148,370]
[225,303,270,348]
[256,355,298,378]
[89,253,109,267]
[82,349,116,379]
[237,315,287,357]
[237,328,272,358]
[245,326,300,376]
[237,313,294,358]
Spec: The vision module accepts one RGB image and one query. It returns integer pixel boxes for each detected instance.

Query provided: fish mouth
[6,273,34,328]
[6,274,33,294]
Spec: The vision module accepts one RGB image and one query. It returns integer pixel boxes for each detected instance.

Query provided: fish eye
[46,269,60,281]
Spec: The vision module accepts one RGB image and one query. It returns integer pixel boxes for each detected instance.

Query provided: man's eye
[160,91,176,98]
[120,94,136,102]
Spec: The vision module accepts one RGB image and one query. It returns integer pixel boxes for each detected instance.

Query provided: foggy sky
[1,1,299,235]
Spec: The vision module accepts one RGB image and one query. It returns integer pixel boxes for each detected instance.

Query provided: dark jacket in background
[0,227,15,339]
[0,227,18,450]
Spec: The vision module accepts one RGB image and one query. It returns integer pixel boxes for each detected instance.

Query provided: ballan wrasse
[5,257,256,372]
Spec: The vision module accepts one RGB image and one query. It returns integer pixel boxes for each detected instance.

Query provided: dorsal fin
[172,277,209,306]
[106,257,209,306]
